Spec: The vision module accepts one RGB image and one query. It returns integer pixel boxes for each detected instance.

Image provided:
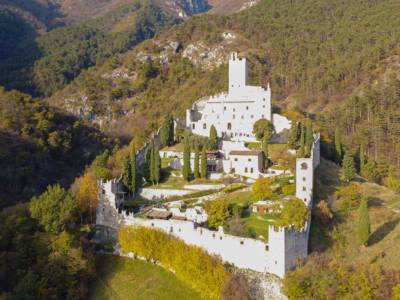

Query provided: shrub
[282,184,296,195]
[119,226,227,300]
[222,184,245,194]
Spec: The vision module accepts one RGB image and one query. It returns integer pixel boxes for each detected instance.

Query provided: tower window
[224,106,227,111]
[246,106,249,110]
[203,123,207,129]
[227,123,232,130]
[245,167,248,173]
[192,124,195,129]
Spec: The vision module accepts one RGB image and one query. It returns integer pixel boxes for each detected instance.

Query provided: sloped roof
[230,150,262,156]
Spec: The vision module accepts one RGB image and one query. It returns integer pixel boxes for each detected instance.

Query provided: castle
[96,53,321,278]
[186,52,291,141]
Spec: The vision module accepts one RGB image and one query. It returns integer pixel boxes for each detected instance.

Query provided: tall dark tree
[153,146,161,184]
[262,136,269,169]
[335,127,343,163]
[288,121,301,149]
[150,146,155,184]
[210,125,218,150]
[201,145,207,179]
[130,144,137,193]
[122,155,132,190]
[194,141,200,179]
[357,198,370,246]
[160,114,174,147]
[305,120,313,157]
[359,144,365,173]
[298,123,306,157]
[342,152,356,182]
[183,135,191,181]
[143,148,151,183]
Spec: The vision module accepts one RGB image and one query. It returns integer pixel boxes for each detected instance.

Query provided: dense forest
[0,1,178,95]
[0,87,111,207]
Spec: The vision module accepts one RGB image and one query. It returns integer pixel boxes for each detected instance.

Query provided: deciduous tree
[252,177,273,200]
[253,119,274,141]
[277,198,309,230]
[357,198,370,246]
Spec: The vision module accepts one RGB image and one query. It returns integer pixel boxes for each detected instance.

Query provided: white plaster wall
[221,140,247,157]
[183,184,225,190]
[139,188,191,200]
[229,153,263,179]
[187,53,272,142]
[273,113,291,134]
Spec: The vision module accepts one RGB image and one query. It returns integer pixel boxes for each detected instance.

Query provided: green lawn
[89,255,201,300]
[243,213,279,241]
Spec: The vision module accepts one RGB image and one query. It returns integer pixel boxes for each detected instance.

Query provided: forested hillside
[0,2,178,95]
[0,87,111,207]
[49,0,400,173]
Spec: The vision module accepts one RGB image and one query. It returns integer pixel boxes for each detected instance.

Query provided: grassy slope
[89,255,201,300]
[310,158,400,269]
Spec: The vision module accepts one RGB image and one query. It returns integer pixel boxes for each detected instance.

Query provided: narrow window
[246,106,249,110]
[240,241,244,245]
[303,177,306,181]
[241,115,244,119]
[227,123,232,130]
[224,106,227,111]
[303,186,306,191]
[233,114,236,119]
[192,123,195,129]
[265,245,269,251]
[245,167,248,173]
[203,123,206,129]
[251,115,254,118]
[250,168,253,173]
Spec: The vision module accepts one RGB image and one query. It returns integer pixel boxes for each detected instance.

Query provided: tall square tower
[229,52,248,92]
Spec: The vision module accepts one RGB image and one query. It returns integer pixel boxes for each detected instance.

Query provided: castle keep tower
[229,52,248,92]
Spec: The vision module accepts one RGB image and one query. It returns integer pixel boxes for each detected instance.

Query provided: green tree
[288,121,301,149]
[153,146,161,184]
[160,114,174,147]
[30,185,78,234]
[194,141,200,179]
[130,144,137,193]
[277,198,309,230]
[182,135,191,181]
[201,145,207,179]
[204,199,230,229]
[150,146,155,184]
[262,136,269,169]
[92,150,112,179]
[252,119,275,141]
[298,123,305,157]
[252,177,272,200]
[359,144,365,173]
[305,120,313,157]
[357,198,370,246]
[210,125,218,150]
[342,152,356,182]
[122,155,132,190]
[335,127,343,163]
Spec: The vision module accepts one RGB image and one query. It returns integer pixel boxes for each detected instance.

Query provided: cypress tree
[194,141,200,179]
[359,144,365,173]
[305,120,313,157]
[150,146,155,184]
[201,145,207,179]
[182,136,191,181]
[342,152,356,182]
[335,127,342,163]
[288,121,300,149]
[298,123,305,157]
[122,155,132,190]
[154,146,161,184]
[130,144,137,193]
[168,115,174,145]
[262,136,269,169]
[357,198,370,246]
[143,149,151,183]
[210,125,218,150]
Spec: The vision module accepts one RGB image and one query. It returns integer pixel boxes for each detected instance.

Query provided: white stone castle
[186,52,290,141]
[96,53,321,278]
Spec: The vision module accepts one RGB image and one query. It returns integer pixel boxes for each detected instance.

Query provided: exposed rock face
[180,0,209,14]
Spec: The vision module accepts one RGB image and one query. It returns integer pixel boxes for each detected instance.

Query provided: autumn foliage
[119,226,228,300]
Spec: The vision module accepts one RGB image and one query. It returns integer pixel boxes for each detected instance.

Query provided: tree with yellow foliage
[74,171,98,223]
[252,177,273,200]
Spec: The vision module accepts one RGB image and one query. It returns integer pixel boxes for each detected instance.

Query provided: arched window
[301,162,308,170]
